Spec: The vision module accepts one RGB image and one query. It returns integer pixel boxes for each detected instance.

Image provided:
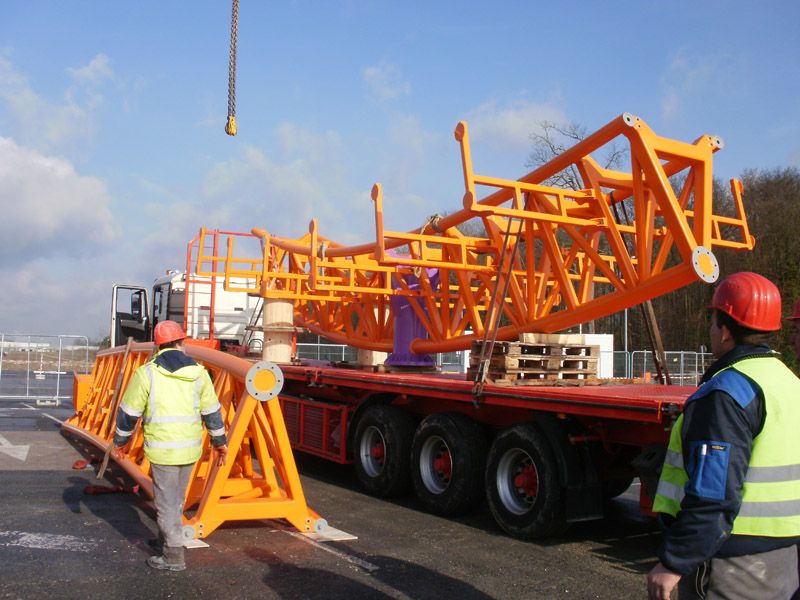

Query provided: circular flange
[182,524,197,540]
[245,361,284,401]
[691,246,719,283]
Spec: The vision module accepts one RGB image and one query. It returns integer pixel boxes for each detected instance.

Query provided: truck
[110,231,265,353]
[104,113,755,539]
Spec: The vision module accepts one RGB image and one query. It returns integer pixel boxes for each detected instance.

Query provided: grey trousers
[150,463,193,548]
[678,545,799,600]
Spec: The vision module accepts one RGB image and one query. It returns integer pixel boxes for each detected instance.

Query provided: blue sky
[1,1,798,340]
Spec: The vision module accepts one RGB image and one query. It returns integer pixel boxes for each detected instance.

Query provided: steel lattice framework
[193,113,754,354]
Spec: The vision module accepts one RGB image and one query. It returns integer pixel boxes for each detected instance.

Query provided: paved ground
[0,400,661,599]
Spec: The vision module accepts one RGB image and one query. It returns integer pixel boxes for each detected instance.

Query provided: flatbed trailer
[275,361,689,539]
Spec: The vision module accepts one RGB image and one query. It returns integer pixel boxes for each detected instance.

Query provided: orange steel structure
[64,342,323,539]
[194,113,754,354]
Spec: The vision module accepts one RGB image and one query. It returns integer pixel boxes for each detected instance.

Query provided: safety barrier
[63,341,325,539]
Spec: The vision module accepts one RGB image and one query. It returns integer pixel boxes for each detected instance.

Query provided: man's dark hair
[158,339,182,351]
[713,309,775,346]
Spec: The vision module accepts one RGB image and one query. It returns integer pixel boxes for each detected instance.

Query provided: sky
[1,1,798,341]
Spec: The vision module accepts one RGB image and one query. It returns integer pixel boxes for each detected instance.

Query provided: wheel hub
[371,442,385,461]
[433,451,452,480]
[513,464,538,497]
[496,448,539,515]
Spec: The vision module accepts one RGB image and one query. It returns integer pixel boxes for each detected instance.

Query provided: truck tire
[485,423,566,539]
[353,404,414,497]
[411,413,487,516]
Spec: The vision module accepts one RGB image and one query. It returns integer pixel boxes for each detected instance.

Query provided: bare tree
[526,120,627,190]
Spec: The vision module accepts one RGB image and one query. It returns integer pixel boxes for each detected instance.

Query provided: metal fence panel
[0,334,92,405]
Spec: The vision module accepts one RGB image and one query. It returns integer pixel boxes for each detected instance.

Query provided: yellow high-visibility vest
[118,349,221,465]
[654,356,800,537]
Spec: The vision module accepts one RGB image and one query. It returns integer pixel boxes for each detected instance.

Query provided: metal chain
[225,0,239,135]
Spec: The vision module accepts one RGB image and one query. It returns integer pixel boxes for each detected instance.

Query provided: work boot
[146,545,186,571]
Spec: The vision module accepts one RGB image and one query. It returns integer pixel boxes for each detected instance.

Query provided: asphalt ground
[0,399,661,600]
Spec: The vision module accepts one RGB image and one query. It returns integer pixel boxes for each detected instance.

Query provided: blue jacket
[658,344,800,574]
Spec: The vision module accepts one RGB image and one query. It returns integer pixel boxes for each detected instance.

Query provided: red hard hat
[709,272,781,331]
[153,320,187,345]
[787,299,800,321]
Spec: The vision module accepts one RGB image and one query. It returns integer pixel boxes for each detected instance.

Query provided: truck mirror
[131,292,143,322]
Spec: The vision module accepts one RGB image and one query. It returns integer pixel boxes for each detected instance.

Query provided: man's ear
[719,323,734,344]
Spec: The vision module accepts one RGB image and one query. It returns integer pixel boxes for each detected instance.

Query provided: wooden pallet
[468,340,599,385]
[469,354,597,371]
[470,340,598,358]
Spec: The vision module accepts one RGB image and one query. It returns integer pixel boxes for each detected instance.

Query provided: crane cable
[225,0,239,136]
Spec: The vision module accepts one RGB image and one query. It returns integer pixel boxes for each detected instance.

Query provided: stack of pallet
[467,334,599,386]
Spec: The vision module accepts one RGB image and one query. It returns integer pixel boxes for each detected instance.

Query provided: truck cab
[110,270,263,351]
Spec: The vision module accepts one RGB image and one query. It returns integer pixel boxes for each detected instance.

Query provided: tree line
[596,167,800,366]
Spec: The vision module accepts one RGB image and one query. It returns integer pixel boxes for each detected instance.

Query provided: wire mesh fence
[0,334,93,405]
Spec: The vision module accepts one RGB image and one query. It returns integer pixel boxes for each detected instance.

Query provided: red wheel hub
[514,464,538,497]
[433,451,452,480]
[371,442,385,462]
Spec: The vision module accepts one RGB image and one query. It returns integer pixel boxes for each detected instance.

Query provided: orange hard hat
[709,272,781,331]
[153,320,187,345]
[787,299,800,321]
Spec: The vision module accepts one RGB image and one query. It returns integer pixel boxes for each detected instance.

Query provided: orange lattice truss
[195,113,754,354]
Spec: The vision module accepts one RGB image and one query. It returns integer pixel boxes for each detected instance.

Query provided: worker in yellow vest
[647,272,800,600]
[113,320,228,571]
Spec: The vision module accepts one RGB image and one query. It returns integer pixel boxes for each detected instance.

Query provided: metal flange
[245,361,284,401]
[691,246,719,283]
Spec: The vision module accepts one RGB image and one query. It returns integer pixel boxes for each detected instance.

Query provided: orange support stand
[63,343,324,539]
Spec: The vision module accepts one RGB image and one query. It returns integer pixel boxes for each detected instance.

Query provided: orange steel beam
[63,343,322,539]
[191,113,754,354]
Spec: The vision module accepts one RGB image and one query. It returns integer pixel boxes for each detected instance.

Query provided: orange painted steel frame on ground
[192,113,754,354]
[64,342,323,539]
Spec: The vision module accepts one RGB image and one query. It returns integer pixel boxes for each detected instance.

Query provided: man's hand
[213,445,228,467]
[647,562,681,600]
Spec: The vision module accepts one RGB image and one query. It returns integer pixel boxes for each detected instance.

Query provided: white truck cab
[110,270,263,352]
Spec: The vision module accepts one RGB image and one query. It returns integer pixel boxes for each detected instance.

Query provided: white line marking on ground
[282,529,380,572]
[0,530,96,552]
[21,403,64,425]
[0,434,29,461]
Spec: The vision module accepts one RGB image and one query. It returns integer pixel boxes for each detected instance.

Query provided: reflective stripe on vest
[144,439,203,449]
[653,356,800,537]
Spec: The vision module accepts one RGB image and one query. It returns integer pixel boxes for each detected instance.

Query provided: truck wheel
[485,423,566,539]
[411,413,487,516]
[353,404,414,497]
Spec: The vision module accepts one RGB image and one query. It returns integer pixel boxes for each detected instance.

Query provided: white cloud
[362,61,411,102]
[67,53,114,84]
[277,121,343,162]
[660,49,738,121]
[0,53,114,152]
[0,256,115,337]
[464,100,567,153]
[0,137,118,263]
[200,122,365,242]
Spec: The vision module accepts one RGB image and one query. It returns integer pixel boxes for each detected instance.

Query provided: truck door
[111,285,150,347]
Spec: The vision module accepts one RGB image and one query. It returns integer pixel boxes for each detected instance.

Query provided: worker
[112,320,228,571]
[646,272,800,600]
